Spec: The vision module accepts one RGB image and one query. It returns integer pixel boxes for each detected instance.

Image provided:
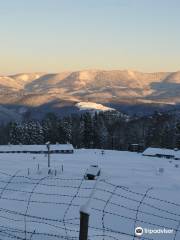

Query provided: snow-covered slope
[0,70,180,118]
[11,72,46,84]
[76,101,115,112]
[0,73,46,91]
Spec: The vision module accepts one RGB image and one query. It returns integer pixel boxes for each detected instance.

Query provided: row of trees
[0,111,180,150]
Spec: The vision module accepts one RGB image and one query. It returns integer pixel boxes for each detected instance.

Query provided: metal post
[48,145,50,168]
[46,142,50,168]
[79,211,89,240]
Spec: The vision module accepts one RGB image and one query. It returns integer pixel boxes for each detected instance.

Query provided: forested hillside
[0,111,179,150]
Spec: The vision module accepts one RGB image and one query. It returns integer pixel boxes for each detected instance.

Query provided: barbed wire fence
[0,171,179,239]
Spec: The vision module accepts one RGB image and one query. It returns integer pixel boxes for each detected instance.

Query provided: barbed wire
[173,221,180,240]
[102,185,119,240]
[133,187,153,240]
[0,171,179,239]
[24,175,50,239]
[63,176,85,240]
[103,179,180,207]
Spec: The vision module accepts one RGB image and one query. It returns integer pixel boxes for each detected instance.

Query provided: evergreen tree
[83,113,93,148]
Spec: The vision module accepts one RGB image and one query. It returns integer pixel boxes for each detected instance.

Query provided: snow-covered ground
[0,149,180,239]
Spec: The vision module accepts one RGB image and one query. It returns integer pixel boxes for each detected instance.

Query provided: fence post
[79,211,89,240]
[46,142,50,168]
[79,176,100,240]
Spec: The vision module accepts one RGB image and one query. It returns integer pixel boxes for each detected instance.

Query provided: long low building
[0,144,74,154]
[143,147,180,160]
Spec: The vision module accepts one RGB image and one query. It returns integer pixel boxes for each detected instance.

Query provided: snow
[0,149,179,239]
[143,147,175,156]
[143,147,180,159]
[85,165,100,176]
[76,102,115,112]
[80,176,100,215]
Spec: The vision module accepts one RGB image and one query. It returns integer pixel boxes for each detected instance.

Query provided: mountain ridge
[0,69,180,121]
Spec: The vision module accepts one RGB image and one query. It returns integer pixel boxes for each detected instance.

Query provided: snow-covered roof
[50,144,74,151]
[143,147,175,156]
[143,147,180,159]
[0,144,74,152]
[86,165,100,176]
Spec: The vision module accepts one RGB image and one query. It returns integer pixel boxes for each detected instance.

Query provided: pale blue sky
[0,0,180,74]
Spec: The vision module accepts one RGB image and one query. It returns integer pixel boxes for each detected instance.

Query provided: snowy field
[0,149,180,239]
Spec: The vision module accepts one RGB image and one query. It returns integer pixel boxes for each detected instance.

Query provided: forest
[0,111,179,150]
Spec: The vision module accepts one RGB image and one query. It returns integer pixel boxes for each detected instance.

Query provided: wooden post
[79,211,89,240]
[79,176,99,240]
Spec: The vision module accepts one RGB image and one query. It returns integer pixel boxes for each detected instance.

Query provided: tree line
[0,111,179,150]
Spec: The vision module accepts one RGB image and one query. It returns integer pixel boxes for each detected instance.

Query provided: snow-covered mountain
[0,69,180,120]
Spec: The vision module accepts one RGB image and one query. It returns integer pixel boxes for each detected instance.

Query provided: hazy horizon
[2,68,180,77]
[0,0,180,74]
